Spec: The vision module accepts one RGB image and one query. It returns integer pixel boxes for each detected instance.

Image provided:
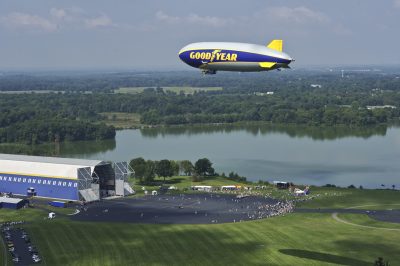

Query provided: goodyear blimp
[178,40,294,74]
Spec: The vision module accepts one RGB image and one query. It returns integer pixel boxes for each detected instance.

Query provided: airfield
[1,178,400,265]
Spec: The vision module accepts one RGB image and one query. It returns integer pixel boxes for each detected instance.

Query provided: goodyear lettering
[189,50,237,62]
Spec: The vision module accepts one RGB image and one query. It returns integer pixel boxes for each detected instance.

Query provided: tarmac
[70,193,400,224]
[71,193,285,224]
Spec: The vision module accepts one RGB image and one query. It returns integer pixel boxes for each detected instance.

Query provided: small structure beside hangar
[0,196,27,209]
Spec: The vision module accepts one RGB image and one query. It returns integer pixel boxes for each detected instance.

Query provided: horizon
[1,63,400,74]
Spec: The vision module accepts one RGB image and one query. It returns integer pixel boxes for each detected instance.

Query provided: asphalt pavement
[71,193,286,224]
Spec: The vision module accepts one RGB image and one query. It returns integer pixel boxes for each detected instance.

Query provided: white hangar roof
[0,154,107,180]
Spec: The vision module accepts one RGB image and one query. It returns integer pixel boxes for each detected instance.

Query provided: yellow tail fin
[267,40,283,52]
[259,62,276,68]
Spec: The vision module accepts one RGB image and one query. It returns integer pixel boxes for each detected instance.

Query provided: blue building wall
[0,173,79,201]
[0,200,26,209]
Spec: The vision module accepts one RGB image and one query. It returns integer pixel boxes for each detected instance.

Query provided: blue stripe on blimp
[179,49,290,68]
[0,173,79,201]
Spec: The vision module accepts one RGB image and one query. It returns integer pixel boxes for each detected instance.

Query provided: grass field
[297,186,400,209]
[338,213,400,229]
[115,86,223,95]
[1,178,399,265]
[99,112,142,129]
[132,176,249,194]
[0,210,399,265]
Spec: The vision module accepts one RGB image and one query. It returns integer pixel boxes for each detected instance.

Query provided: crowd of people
[225,196,295,222]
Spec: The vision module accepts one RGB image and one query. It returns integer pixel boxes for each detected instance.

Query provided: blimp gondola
[178,40,294,74]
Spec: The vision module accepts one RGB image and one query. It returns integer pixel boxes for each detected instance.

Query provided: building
[310,84,322,88]
[366,105,397,110]
[0,197,27,209]
[0,154,134,202]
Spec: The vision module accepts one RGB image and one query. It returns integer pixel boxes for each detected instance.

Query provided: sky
[0,0,400,70]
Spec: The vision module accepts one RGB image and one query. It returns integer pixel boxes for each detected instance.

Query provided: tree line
[0,120,115,144]
[129,157,250,185]
[129,158,215,184]
[1,70,400,144]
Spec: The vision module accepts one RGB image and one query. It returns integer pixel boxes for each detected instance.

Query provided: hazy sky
[1,0,400,70]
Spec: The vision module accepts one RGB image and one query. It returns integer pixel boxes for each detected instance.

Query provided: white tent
[221,185,237,190]
[192,185,212,192]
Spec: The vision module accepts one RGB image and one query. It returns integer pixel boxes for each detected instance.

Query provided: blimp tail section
[260,40,283,69]
[267,40,283,52]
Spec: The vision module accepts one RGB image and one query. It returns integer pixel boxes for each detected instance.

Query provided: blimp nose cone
[178,48,187,62]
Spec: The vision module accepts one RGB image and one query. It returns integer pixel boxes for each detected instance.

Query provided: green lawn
[297,186,400,209]
[1,181,399,265]
[99,112,142,129]
[0,211,398,265]
[338,213,400,229]
[131,175,250,193]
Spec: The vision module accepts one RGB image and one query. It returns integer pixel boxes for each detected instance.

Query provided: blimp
[178,40,294,74]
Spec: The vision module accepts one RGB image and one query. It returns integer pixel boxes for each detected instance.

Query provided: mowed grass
[115,86,223,95]
[337,213,400,229]
[2,213,398,266]
[297,186,400,209]
[1,183,399,265]
[99,112,142,129]
[131,175,249,194]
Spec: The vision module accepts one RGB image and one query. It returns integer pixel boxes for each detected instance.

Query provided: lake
[55,124,399,189]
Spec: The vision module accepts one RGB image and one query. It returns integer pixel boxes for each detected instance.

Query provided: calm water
[56,124,400,189]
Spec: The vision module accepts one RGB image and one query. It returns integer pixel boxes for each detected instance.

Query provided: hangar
[0,154,134,202]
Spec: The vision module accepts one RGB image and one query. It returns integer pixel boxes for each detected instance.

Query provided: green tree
[194,158,215,177]
[143,160,156,184]
[170,160,180,176]
[155,159,174,182]
[374,257,389,266]
[129,157,146,182]
[180,160,194,176]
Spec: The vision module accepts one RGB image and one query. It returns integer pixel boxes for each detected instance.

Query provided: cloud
[156,11,233,27]
[85,14,115,29]
[1,8,117,32]
[394,0,400,8]
[1,12,57,32]
[50,8,67,20]
[258,6,330,24]
[154,6,350,37]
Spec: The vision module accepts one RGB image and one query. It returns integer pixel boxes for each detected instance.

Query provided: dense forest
[0,68,399,144]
